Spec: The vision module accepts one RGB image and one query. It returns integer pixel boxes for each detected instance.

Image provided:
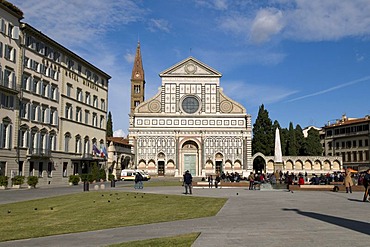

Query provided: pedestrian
[344,169,354,193]
[183,170,193,194]
[134,172,143,189]
[248,172,254,190]
[215,174,221,188]
[208,175,213,188]
[363,169,370,202]
[298,175,305,185]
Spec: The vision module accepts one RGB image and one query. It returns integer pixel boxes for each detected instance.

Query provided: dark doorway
[253,156,266,173]
[216,161,222,174]
[158,161,165,176]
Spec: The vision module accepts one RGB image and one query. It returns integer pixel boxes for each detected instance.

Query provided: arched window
[84,136,90,154]
[49,131,56,151]
[0,117,12,149]
[75,135,81,153]
[64,132,71,152]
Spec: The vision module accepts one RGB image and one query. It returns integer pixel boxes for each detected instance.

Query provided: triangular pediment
[159,56,222,77]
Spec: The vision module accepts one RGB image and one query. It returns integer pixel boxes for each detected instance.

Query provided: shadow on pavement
[283,208,370,236]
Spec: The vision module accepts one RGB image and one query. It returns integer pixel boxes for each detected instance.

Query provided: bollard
[111,179,115,187]
[83,181,89,191]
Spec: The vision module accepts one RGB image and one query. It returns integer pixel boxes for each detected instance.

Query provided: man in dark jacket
[363,169,370,202]
[183,170,193,194]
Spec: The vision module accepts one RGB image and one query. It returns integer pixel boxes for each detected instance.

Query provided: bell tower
[130,41,145,114]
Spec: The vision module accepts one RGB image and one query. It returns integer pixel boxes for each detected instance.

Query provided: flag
[100,145,108,158]
[93,144,100,156]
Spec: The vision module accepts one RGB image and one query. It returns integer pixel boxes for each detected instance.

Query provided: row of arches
[252,153,342,173]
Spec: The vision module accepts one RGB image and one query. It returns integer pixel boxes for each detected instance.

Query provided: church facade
[128,48,252,177]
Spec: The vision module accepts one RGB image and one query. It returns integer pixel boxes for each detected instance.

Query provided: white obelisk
[274,127,283,171]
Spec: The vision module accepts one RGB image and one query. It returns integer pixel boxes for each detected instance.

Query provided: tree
[287,122,298,156]
[304,128,323,156]
[252,104,274,155]
[106,111,113,137]
[295,124,305,155]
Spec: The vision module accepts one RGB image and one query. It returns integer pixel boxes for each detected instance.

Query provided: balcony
[27,147,51,157]
[0,78,19,94]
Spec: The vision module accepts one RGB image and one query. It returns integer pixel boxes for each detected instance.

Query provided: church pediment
[159,57,222,77]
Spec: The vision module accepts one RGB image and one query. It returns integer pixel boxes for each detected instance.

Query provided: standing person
[298,175,305,185]
[248,172,255,190]
[344,169,354,193]
[215,174,221,188]
[363,169,370,202]
[208,175,213,188]
[134,172,143,189]
[183,170,193,194]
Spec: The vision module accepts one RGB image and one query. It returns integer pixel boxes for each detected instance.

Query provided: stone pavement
[0,184,369,247]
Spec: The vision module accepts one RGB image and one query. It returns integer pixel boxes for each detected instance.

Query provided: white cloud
[148,18,171,33]
[287,76,370,102]
[124,52,136,63]
[223,80,298,107]
[113,129,126,137]
[212,0,370,44]
[283,0,370,41]
[250,8,284,44]
[194,0,229,10]
[12,0,145,47]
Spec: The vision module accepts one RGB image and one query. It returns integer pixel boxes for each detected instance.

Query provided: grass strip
[0,191,225,242]
[108,232,200,247]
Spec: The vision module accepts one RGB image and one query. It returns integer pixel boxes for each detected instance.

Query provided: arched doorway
[157,152,165,176]
[215,153,223,174]
[182,140,199,176]
[253,156,266,173]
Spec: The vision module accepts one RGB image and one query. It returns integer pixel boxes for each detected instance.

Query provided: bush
[0,176,9,187]
[91,164,100,182]
[108,174,115,181]
[11,175,25,185]
[80,174,94,183]
[68,175,80,185]
[27,176,38,188]
[99,169,106,181]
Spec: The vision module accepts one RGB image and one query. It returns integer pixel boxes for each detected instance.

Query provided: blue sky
[12,0,370,136]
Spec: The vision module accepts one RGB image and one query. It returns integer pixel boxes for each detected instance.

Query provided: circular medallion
[148,100,161,113]
[220,101,233,113]
[181,95,200,114]
[185,63,197,74]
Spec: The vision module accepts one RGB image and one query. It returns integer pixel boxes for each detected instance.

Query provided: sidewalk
[1,185,369,246]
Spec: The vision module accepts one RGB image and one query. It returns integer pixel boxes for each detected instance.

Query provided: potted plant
[0,175,9,189]
[11,175,25,188]
[27,176,39,188]
[68,175,80,185]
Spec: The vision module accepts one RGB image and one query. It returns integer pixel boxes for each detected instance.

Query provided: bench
[289,184,365,192]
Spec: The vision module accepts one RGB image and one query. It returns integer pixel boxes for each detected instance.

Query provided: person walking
[134,172,143,189]
[363,169,370,202]
[208,175,213,188]
[248,172,255,190]
[183,170,193,194]
[344,169,354,193]
[214,174,221,188]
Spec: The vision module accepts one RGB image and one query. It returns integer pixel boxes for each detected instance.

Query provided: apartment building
[0,2,110,186]
[0,3,22,178]
[322,114,370,171]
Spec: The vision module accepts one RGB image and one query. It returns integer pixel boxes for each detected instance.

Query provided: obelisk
[274,127,283,172]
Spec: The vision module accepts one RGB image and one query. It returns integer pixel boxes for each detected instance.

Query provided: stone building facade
[322,114,370,171]
[129,54,252,177]
[0,2,110,186]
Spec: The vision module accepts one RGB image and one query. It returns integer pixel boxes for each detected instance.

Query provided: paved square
[0,185,369,247]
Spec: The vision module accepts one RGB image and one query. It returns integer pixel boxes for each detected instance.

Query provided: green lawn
[0,191,226,242]
[109,232,200,247]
